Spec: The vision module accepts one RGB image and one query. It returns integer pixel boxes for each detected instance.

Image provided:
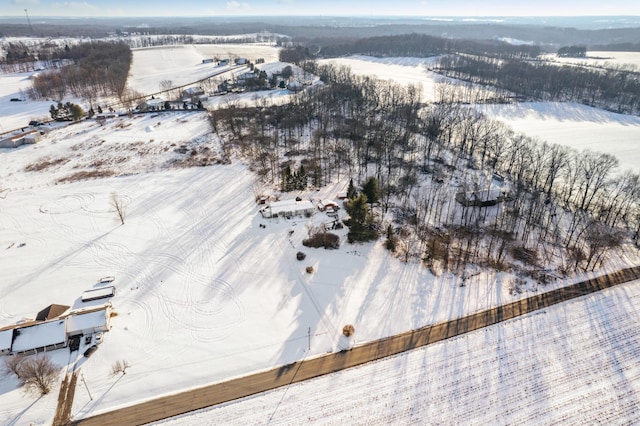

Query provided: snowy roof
[266,199,314,215]
[0,329,13,351]
[82,286,115,302]
[66,307,109,334]
[183,86,204,95]
[11,320,66,353]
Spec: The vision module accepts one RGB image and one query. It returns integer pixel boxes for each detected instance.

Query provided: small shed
[456,189,506,207]
[11,320,67,354]
[82,286,116,302]
[318,200,340,212]
[66,305,111,337]
[260,199,315,219]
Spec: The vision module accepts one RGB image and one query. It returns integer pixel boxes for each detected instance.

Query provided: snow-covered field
[128,43,281,95]
[545,51,640,69]
[1,42,640,425]
[157,276,640,425]
[479,102,640,173]
[319,55,442,102]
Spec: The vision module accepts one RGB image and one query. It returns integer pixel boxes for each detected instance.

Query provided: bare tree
[110,359,130,377]
[111,192,126,225]
[18,354,61,395]
[2,354,26,379]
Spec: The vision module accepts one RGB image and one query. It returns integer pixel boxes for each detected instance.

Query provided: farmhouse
[137,98,166,112]
[182,86,205,101]
[260,199,315,218]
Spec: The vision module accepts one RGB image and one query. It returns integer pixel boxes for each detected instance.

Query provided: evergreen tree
[347,178,358,199]
[281,164,293,192]
[385,224,397,252]
[361,176,381,204]
[344,194,378,243]
[296,164,307,190]
[197,100,204,109]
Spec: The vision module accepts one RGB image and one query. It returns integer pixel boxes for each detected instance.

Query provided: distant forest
[27,41,132,105]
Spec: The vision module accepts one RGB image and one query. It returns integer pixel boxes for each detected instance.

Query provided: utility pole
[307,327,311,351]
[24,9,33,33]
[80,373,93,400]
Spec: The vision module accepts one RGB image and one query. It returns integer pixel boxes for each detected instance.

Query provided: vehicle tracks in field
[73,265,640,426]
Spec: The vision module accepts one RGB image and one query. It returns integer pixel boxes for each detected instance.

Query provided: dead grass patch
[25,157,70,172]
[57,170,115,183]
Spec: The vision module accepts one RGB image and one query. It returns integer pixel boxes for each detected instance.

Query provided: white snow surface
[1,46,640,425]
[478,102,640,173]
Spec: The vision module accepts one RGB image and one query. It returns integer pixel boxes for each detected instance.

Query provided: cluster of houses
[0,286,115,356]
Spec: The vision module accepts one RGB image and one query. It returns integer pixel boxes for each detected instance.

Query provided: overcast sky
[5,0,640,17]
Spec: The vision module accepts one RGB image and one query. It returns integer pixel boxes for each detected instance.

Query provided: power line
[24,9,34,33]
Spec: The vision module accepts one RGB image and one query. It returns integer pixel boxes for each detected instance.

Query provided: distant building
[0,129,43,149]
[287,81,304,92]
[455,189,507,207]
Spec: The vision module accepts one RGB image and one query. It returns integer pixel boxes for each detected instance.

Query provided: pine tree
[385,224,397,252]
[344,194,378,243]
[347,178,358,199]
[361,176,380,204]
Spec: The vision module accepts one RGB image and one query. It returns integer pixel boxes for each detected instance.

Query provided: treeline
[436,55,640,115]
[210,63,640,274]
[28,41,132,104]
[280,33,540,64]
[591,42,640,52]
[319,33,541,59]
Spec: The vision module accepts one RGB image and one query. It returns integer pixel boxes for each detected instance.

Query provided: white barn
[11,320,67,354]
[260,199,315,219]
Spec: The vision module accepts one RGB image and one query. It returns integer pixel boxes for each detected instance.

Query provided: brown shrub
[342,324,355,337]
[306,266,314,274]
[302,232,340,249]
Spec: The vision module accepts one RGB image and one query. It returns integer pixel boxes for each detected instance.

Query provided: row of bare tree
[210,62,639,274]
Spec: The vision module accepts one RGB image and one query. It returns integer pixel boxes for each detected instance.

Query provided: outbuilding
[65,305,112,337]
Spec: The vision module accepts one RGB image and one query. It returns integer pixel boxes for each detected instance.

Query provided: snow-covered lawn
[157,277,640,425]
